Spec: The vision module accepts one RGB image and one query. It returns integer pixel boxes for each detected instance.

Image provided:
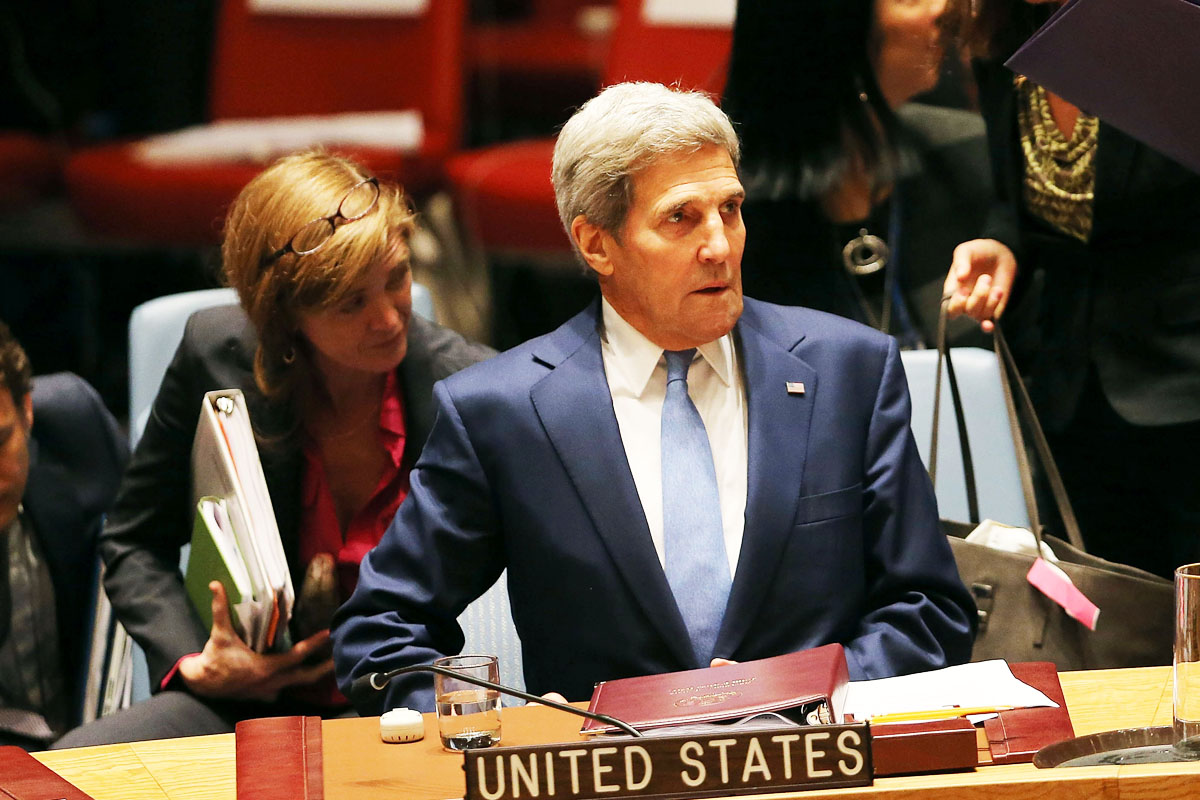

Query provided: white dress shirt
[600,298,748,576]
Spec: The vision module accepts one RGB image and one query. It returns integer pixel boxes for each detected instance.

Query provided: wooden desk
[35,666,1191,800]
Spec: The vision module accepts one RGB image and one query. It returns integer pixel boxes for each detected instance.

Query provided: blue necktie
[661,348,731,664]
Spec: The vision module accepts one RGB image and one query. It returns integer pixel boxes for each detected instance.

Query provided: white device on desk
[380,707,425,743]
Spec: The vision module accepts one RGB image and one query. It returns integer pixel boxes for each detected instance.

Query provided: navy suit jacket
[14,374,127,722]
[333,299,975,713]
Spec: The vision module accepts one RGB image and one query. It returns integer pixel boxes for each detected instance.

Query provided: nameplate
[463,723,872,800]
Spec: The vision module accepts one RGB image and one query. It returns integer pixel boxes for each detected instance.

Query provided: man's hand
[177,581,333,701]
[944,239,1018,333]
[710,658,738,667]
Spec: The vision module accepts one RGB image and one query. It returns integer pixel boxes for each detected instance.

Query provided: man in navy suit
[0,321,127,748]
[333,83,975,714]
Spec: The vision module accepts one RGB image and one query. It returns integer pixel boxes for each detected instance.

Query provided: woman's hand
[178,581,334,701]
[944,239,1018,333]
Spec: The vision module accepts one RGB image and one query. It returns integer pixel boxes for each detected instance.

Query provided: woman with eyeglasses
[54,151,493,746]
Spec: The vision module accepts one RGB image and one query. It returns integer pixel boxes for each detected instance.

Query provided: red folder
[235,716,323,800]
[581,643,848,734]
[0,747,94,800]
[871,718,979,776]
[985,661,1075,764]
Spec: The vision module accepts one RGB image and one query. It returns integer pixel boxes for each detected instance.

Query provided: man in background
[0,320,127,749]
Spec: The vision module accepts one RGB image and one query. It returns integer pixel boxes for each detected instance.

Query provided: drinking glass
[434,654,502,751]
[1173,563,1200,757]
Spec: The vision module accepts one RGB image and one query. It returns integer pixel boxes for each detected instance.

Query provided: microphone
[351,663,644,738]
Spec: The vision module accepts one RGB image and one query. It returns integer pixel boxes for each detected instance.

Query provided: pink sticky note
[1026,557,1100,630]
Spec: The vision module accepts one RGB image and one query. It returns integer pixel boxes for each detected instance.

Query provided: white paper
[249,0,427,17]
[842,660,1059,721]
[966,518,1059,563]
[134,111,424,166]
[642,0,735,28]
[199,498,254,601]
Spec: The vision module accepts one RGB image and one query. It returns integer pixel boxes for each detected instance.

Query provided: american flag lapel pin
[786,381,806,396]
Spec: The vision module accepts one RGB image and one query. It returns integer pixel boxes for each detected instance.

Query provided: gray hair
[551,82,740,254]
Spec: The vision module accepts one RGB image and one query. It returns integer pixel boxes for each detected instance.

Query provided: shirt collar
[379,369,406,468]
[600,297,736,397]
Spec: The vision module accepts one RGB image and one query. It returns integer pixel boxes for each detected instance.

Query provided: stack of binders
[186,389,294,652]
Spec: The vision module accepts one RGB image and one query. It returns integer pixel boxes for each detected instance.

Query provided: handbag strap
[990,321,1045,544]
[991,323,1086,551]
[930,302,980,522]
[927,302,1085,551]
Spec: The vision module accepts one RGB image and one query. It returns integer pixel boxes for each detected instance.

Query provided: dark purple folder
[1006,0,1200,175]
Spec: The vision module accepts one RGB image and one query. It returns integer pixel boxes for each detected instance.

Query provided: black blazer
[16,374,128,722]
[99,305,493,689]
[976,59,1200,430]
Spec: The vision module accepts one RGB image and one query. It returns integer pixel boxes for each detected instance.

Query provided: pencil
[869,705,1015,724]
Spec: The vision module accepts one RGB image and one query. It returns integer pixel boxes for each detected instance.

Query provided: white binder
[190,390,294,652]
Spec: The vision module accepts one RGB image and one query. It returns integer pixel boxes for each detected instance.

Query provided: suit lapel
[22,449,91,651]
[530,306,697,667]
[22,440,86,580]
[398,316,438,471]
[716,311,817,657]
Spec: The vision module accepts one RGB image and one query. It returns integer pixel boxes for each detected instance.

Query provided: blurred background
[0,0,974,424]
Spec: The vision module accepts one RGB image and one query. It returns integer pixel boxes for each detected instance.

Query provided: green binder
[184,497,256,642]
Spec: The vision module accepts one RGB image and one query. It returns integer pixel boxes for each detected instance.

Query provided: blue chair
[121,287,243,706]
[128,284,436,446]
[900,347,1030,529]
[128,288,240,446]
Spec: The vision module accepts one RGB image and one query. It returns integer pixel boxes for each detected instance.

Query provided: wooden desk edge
[31,665,1182,800]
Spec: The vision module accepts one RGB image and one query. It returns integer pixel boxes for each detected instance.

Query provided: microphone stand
[355,664,644,738]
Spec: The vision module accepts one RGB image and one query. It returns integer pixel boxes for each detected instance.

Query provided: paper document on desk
[843,659,1057,722]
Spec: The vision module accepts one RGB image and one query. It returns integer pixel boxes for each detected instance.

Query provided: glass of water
[1175,564,1200,758]
[434,654,502,751]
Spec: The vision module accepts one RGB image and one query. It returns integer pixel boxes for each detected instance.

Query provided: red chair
[0,132,62,213]
[468,0,612,80]
[65,0,466,246]
[446,0,732,256]
[466,0,614,141]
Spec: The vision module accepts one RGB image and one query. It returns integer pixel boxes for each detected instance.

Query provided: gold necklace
[1015,75,1097,242]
